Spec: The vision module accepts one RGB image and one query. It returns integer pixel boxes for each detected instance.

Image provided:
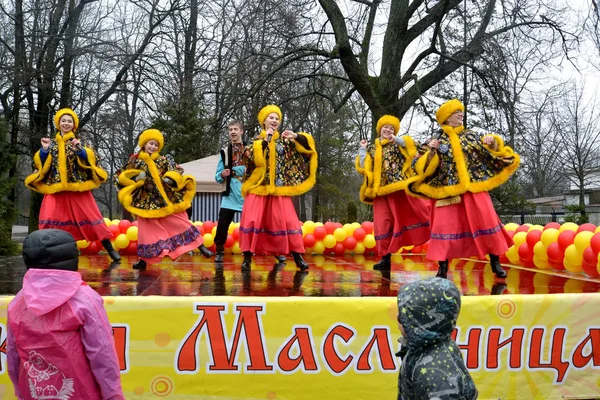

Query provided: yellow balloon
[505,245,520,264]
[504,223,519,232]
[313,241,325,254]
[211,226,217,236]
[354,242,365,255]
[111,219,120,226]
[512,231,528,247]
[114,233,129,249]
[540,228,559,247]
[126,226,138,241]
[574,231,594,253]
[333,228,348,242]
[323,234,337,248]
[343,224,354,237]
[193,221,202,226]
[533,241,548,260]
[303,220,316,235]
[103,217,112,226]
[231,242,241,254]
[228,223,236,234]
[533,256,551,270]
[563,244,583,273]
[528,225,544,232]
[203,233,214,247]
[559,222,579,233]
[315,222,324,226]
[363,234,376,249]
[76,240,90,249]
[351,222,361,230]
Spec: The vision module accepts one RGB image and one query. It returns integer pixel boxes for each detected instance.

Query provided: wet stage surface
[1,253,600,297]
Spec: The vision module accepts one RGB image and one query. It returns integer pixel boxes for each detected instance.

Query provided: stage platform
[1,254,599,399]
[1,252,599,297]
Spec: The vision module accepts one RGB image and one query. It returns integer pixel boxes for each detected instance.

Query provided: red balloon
[515,225,529,233]
[108,224,120,239]
[123,240,138,255]
[353,228,367,241]
[506,230,516,240]
[557,230,576,251]
[518,243,533,262]
[547,242,565,263]
[313,226,327,240]
[582,260,600,277]
[232,227,239,240]
[548,259,566,271]
[203,221,215,233]
[118,219,132,234]
[87,240,101,254]
[361,221,374,234]
[225,234,235,248]
[544,222,561,230]
[343,236,357,250]
[334,243,346,255]
[526,230,542,249]
[577,223,597,233]
[499,253,509,263]
[590,233,600,255]
[412,245,423,254]
[324,221,337,234]
[131,220,139,227]
[583,247,597,265]
[304,233,317,248]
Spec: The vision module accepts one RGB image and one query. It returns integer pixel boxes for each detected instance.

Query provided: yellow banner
[0,294,598,399]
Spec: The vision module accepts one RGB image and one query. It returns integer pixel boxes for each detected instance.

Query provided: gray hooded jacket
[397,277,477,400]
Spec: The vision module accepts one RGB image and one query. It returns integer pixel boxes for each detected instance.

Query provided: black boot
[199,244,214,258]
[436,260,448,278]
[241,251,252,271]
[274,255,287,264]
[292,252,309,270]
[132,259,147,270]
[215,245,225,262]
[101,239,121,262]
[489,254,507,278]
[373,253,391,271]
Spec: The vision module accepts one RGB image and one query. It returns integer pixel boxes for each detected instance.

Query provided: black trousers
[214,207,239,249]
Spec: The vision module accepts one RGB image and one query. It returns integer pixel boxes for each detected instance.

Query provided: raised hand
[359,139,368,148]
[135,171,146,182]
[282,130,297,140]
[41,137,51,151]
[428,139,440,149]
[221,169,231,177]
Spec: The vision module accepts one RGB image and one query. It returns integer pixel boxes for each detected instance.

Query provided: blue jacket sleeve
[215,157,225,183]
[39,148,49,164]
[76,148,88,161]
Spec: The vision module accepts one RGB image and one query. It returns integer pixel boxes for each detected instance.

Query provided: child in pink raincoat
[7,229,124,400]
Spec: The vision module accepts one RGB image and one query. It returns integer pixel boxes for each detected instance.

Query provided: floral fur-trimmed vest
[355,136,418,204]
[116,152,196,218]
[25,132,107,194]
[408,126,520,199]
[242,130,317,197]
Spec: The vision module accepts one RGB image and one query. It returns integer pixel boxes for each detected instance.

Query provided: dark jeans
[214,207,239,249]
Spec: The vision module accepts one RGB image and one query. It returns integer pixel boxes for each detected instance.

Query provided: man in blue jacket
[214,120,285,264]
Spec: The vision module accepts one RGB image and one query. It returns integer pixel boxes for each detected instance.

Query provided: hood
[22,269,84,316]
[397,277,461,349]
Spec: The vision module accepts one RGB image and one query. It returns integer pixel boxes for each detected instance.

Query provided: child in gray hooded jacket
[396,277,477,400]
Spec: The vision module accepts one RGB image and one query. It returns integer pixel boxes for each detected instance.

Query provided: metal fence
[499,212,565,225]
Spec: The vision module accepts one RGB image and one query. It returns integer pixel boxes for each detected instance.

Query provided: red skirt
[373,191,431,256]
[137,211,203,264]
[427,191,513,261]
[239,194,304,254]
[39,191,112,242]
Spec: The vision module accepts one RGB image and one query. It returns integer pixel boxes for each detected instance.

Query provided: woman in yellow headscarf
[25,108,120,262]
[116,129,212,270]
[407,99,519,279]
[355,115,431,271]
[239,105,318,271]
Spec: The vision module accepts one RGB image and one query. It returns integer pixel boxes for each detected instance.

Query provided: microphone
[266,128,273,143]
